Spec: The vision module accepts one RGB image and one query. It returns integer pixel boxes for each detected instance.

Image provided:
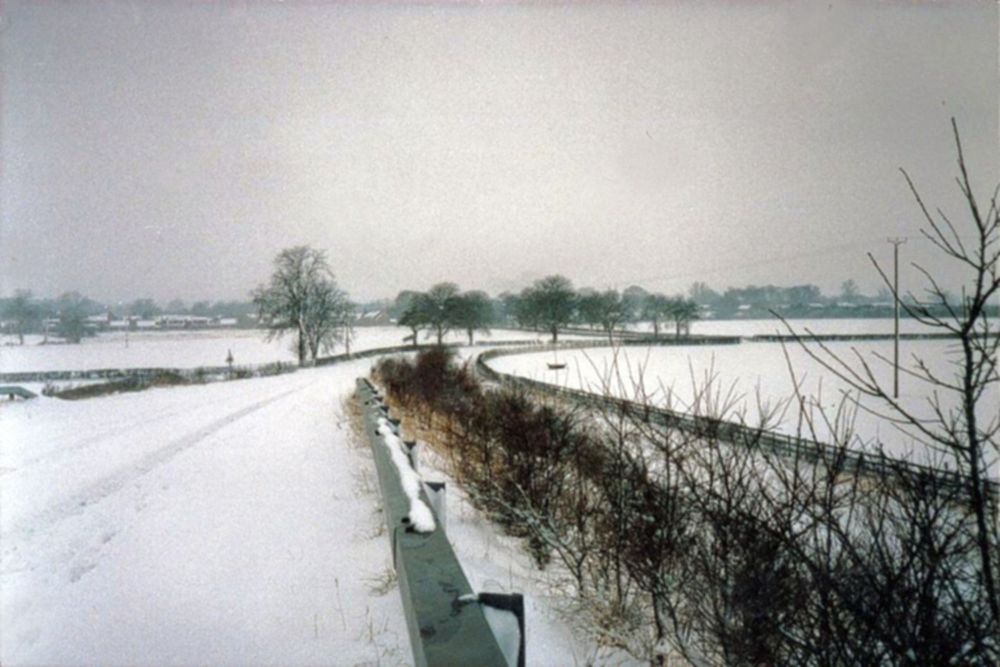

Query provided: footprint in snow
[68,562,96,583]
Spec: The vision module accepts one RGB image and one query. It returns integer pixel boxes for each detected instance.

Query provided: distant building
[156,315,211,329]
[355,310,392,326]
[85,313,112,331]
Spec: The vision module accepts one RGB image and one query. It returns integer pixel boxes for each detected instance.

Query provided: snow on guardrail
[356,378,525,667]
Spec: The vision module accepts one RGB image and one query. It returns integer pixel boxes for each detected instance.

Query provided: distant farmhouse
[355,309,393,327]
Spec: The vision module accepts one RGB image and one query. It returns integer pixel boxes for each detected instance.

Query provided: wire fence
[475,346,999,505]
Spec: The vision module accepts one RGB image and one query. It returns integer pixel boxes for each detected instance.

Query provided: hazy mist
[2,0,997,303]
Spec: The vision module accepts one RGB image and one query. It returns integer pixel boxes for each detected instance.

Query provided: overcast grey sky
[1,1,997,303]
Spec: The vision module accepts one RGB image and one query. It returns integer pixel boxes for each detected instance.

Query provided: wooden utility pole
[888,237,907,398]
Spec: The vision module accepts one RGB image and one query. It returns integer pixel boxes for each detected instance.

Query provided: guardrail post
[476,593,526,667]
[422,481,446,531]
[404,439,421,472]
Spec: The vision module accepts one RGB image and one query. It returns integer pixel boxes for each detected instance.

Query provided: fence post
[422,481,446,531]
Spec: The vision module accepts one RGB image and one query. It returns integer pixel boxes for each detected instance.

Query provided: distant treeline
[373,276,990,345]
[3,277,989,344]
[0,292,257,322]
[0,291,260,343]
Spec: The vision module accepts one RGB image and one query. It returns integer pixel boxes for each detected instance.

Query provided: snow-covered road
[1,359,413,665]
[2,353,600,666]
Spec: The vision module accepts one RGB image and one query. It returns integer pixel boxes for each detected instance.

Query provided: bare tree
[576,289,604,330]
[375,336,999,663]
[55,291,90,344]
[594,290,632,344]
[667,297,699,338]
[418,282,461,345]
[2,289,39,344]
[451,290,493,344]
[840,278,861,303]
[641,293,672,339]
[398,303,426,347]
[778,118,1000,631]
[252,246,352,364]
[302,278,354,359]
[521,274,576,343]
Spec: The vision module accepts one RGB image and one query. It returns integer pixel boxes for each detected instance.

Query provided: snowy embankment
[1,351,594,665]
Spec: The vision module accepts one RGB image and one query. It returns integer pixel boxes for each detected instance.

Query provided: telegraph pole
[888,237,907,398]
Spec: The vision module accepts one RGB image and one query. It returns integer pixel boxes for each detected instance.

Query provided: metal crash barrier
[355,378,525,667]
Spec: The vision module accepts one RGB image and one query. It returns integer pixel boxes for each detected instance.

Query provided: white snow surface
[1,329,299,372]
[0,327,554,373]
[488,338,999,469]
[0,319,936,376]
[1,351,594,666]
[1,361,417,666]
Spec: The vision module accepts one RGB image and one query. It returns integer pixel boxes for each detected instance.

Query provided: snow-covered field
[630,316,938,337]
[0,329,297,372]
[3,318,986,663]
[0,327,552,374]
[1,353,598,666]
[488,338,998,468]
[0,320,936,375]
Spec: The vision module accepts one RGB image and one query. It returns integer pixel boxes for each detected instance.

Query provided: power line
[616,235,909,291]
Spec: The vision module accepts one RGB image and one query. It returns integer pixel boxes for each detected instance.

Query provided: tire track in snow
[11,391,244,471]
[2,380,315,558]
